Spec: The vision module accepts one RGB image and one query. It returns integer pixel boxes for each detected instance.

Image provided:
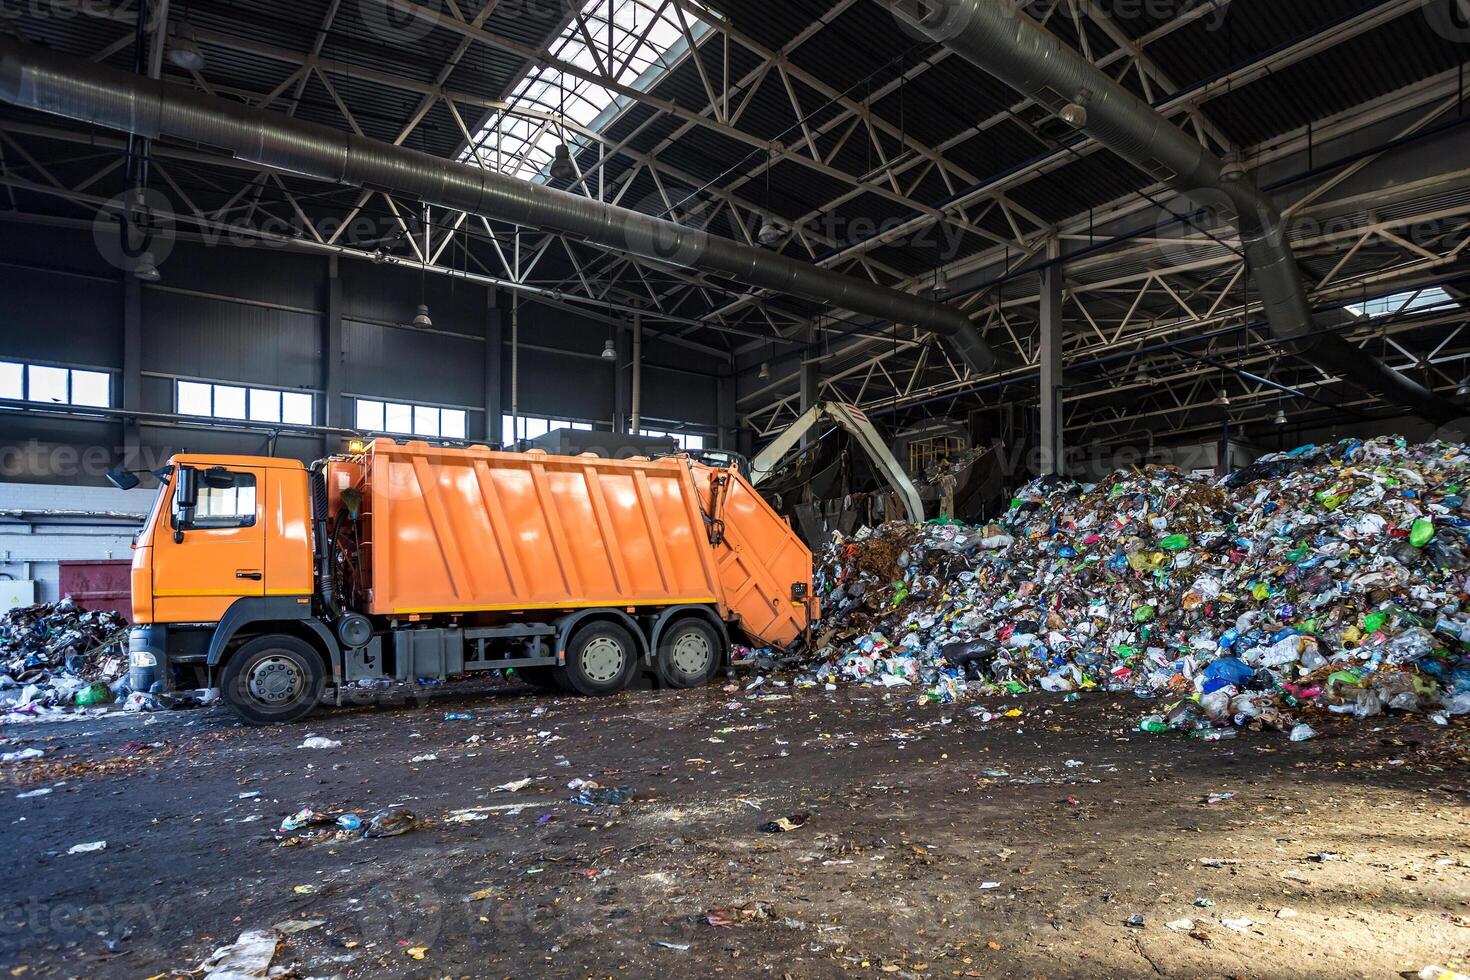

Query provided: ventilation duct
[0,37,998,376]
[885,0,1457,422]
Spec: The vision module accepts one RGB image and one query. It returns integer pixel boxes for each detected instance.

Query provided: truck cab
[128,455,337,724]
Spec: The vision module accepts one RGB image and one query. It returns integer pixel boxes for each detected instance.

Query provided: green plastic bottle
[1139,715,1168,734]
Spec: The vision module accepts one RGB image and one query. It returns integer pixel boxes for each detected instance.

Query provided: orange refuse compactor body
[329,440,813,648]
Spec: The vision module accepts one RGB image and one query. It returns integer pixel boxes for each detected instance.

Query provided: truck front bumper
[128,624,170,693]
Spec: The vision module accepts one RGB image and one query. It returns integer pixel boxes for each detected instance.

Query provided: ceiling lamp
[412,304,433,329]
[929,268,949,297]
[133,251,161,282]
[757,219,786,247]
[758,361,771,381]
[601,338,618,361]
[1059,102,1088,127]
[167,35,206,71]
[1274,408,1288,426]
[1216,388,1231,407]
[1458,377,1470,398]
[550,143,576,182]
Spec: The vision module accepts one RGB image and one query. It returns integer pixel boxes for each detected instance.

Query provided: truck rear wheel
[220,635,326,726]
[656,618,723,689]
[558,622,638,696]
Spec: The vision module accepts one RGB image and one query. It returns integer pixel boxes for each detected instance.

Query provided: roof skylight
[459,0,708,183]
[1345,287,1457,319]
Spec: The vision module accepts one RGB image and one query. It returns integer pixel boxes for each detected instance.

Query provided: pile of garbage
[777,436,1470,739]
[0,599,132,721]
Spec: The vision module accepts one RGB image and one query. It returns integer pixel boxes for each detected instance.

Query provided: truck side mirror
[174,467,198,543]
[105,465,141,491]
[176,466,199,509]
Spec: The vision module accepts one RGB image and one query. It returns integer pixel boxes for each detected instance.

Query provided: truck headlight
[130,651,158,668]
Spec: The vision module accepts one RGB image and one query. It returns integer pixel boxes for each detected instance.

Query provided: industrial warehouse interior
[0,0,1468,976]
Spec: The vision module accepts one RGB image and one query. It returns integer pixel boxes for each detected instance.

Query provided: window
[0,362,21,400]
[357,398,468,440]
[0,361,112,407]
[173,470,257,530]
[1345,287,1457,319]
[27,366,68,404]
[502,414,595,445]
[177,381,313,425]
[71,371,110,408]
[640,428,707,451]
[459,0,706,183]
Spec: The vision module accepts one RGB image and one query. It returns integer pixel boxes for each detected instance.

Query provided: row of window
[357,399,468,440]
[6,367,711,451]
[179,381,314,425]
[640,428,706,451]
[503,414,594,445]
[0,361,110,408]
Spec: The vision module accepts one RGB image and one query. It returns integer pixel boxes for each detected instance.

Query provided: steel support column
[322,255,343,456]
[1039,241,1065,476]
[121,275,142,468]
[484,286,503,445]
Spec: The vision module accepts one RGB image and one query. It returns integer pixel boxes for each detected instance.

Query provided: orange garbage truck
[123,439,815,724]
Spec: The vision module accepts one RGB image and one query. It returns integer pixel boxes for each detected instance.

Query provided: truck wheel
[558,622,638,696]
[220,635,326,726]
[656,618,723,689]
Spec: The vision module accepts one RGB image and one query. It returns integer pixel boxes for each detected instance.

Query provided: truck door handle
[236,570,263,581]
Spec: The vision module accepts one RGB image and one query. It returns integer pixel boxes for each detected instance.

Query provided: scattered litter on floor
[571,784,635,806]
[298,736,342,750]
[758,812,810,833]
[363,807,419,838]
[199,927,278,979]
[66,840,106,855]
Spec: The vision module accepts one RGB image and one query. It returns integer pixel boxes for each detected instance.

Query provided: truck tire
[557,622,638,696]
[220,635,326,726]
[656,618,723,689]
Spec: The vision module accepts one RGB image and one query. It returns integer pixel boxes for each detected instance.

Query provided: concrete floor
[1,682,1467,978]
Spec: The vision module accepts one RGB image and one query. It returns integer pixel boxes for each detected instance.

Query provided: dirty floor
[1,682,1467,978]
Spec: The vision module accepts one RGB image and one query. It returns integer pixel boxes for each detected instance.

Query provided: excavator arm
[750,401,925,523]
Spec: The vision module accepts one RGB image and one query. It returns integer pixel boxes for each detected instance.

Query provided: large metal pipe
[0,37,997,376]
[885,0,1458,422]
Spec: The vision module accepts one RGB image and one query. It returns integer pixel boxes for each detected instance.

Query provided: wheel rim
[671,629,712,676]
[247,654,305,705]
[580,636,626,683]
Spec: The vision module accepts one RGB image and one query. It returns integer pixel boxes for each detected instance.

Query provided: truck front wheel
[557,622,637,696]
[656,618,723,689]
[220,635,326,726]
